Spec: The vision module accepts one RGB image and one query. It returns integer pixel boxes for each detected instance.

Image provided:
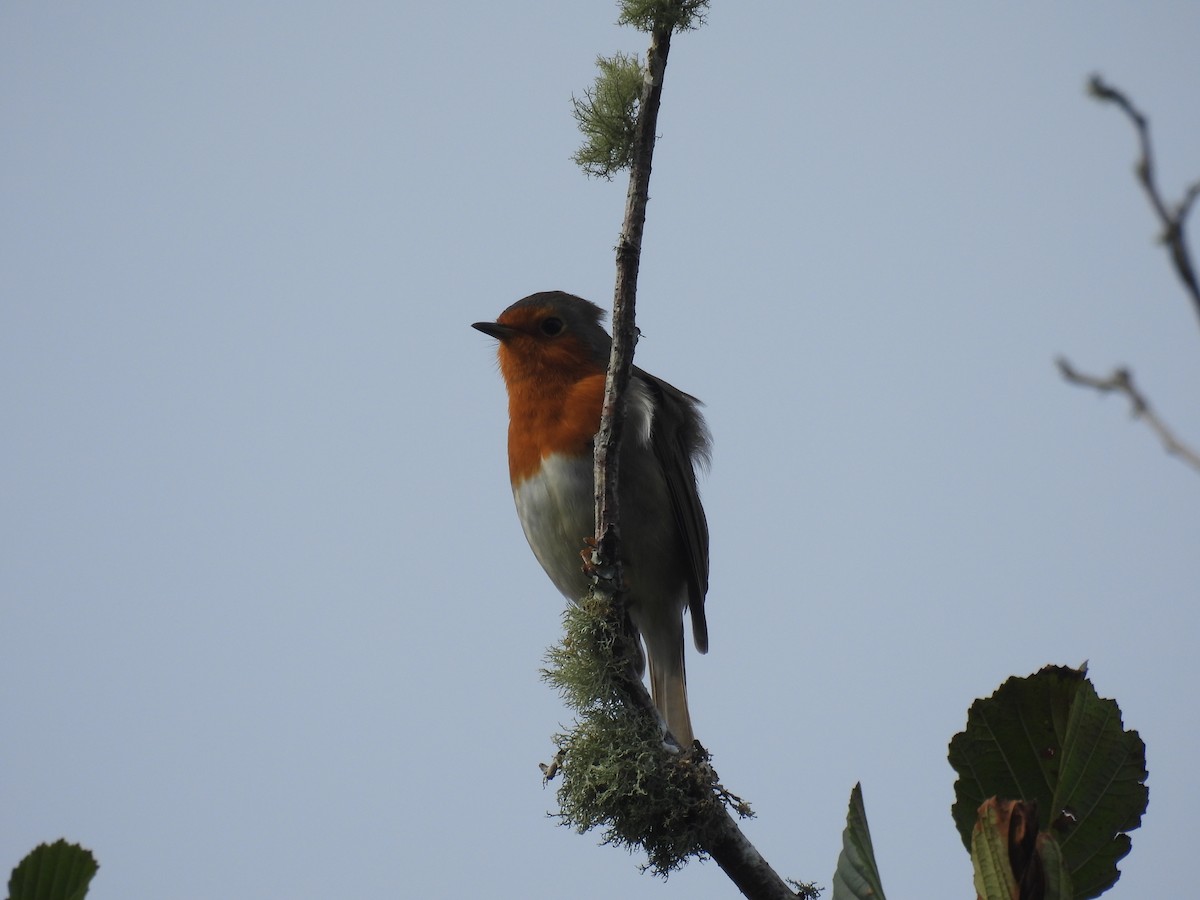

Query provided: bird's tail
[647,645,694,747]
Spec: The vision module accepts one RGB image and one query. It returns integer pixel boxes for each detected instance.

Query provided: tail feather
[647,651,694,746]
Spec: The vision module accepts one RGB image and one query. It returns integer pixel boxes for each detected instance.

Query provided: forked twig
[1088,75,1200,326]
[1060,79,1200,475]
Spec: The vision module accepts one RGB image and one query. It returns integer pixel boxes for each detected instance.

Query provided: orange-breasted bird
[473,291,710,745]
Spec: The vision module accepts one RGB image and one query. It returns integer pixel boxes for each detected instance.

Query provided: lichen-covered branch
[550,2,808,897]
[542,592,805,898]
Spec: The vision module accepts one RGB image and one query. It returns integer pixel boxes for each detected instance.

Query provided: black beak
[472,321,517,341]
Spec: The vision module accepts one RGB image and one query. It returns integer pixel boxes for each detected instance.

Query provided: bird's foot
[579,536,600,578]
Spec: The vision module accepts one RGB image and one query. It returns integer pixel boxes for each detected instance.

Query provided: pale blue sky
[3,4,1198,898]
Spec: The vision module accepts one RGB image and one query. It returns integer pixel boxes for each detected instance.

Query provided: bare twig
[1060,80,1200,476]
[1056,357,1200,473]
[1088,75,1200,328]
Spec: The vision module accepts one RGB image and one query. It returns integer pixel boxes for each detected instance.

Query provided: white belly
[511,452,596,600]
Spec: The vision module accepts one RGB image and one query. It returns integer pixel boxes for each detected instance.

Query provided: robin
[473,291,710,746]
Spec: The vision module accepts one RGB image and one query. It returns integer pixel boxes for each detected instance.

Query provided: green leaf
[830,783,886,900]
[971,801,1019,900]
[949,665,1147,899]
[8,840,98,900]
[971,799,1072,900]
[1038,833,1073,900]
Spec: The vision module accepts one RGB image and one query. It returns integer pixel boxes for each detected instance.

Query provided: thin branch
[1060,80,1200,476]
[585,5,799,897]
[587,17,684,728]
[1056,357,1200,473]
[593,30,670,554]
[1088,75,1200,329]
[583,13,673,750]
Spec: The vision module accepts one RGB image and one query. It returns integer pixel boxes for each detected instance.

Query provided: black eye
[540,316,564,336]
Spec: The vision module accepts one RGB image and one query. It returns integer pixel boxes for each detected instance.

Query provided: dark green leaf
[8,840,98,900]
[830,783,886,900]
[949,665,1147,899]
[1038,834,1073,900]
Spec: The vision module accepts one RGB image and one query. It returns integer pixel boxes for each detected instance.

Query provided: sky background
[3,3,1198,898]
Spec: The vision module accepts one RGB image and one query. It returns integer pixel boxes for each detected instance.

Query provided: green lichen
[542,592,721,875]
[570,53,645,180]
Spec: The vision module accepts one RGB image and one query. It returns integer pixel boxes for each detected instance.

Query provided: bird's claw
[579,536,600,578]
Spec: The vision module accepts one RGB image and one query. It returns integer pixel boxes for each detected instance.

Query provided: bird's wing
[637,370,711,654]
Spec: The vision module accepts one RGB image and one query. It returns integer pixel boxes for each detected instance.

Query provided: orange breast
[506,371,606,484]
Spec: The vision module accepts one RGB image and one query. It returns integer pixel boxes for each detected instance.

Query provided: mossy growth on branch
[570,53,644,180]
[542,591,724,875]
[618,0,709,33]
[571,2,709,179]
